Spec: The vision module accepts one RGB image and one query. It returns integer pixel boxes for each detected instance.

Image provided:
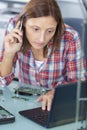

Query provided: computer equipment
[14,86,49,96]
[0,106,15,124]
[19,80,87,128]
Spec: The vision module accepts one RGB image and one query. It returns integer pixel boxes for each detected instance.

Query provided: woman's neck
[31,48,47,61]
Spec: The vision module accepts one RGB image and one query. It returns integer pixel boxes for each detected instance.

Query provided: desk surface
[0,81,85,130]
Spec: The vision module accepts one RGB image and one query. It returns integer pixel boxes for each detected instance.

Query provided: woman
[0,0,86,111]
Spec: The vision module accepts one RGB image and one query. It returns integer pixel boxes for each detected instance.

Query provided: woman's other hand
[4,21,23,54]
[36,89,55,111]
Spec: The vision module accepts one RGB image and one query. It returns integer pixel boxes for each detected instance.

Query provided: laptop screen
[48,81,87,128]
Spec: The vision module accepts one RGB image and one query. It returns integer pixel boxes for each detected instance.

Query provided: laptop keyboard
[19,107,49,126]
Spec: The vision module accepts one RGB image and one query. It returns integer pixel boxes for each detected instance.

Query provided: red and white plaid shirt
[0,18,86,88]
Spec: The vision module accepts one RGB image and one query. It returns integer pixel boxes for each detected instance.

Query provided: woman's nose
[39,33,45,43]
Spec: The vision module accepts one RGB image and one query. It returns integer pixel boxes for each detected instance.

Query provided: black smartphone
[15,19,23,43]
[19,18,23,31]
[0,106,15,124]
[19,15,25,31]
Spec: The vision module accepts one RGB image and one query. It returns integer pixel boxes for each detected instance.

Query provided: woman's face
[25,16,57,50]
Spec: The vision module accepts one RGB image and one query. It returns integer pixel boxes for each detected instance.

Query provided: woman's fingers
[36,95,43,102]
[47,96,53,111]
[37,95,47,110]
[6,27,23,44]
[15,21,21,29]
[36,89,54,111]
[41,96,47,110]
[11,32,22,43]
[5,33,22,44]
[12,28,22,35]
[5,34,14,43]
[3,21,23,53]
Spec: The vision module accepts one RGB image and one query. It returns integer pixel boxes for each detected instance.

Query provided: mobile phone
[0,106,15,124]
[19,16,24,31]
[19,18,23,31]
[15,19,23,43]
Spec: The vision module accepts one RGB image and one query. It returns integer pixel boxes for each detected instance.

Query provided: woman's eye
[48,30,52,33]
[33,28,39,32]
[47,30,54,34]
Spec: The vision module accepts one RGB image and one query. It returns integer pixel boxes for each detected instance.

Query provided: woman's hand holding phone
[4,21,23,54]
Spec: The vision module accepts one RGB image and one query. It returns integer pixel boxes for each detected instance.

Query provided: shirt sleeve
[0,17,17,87]
[63,30,86,84]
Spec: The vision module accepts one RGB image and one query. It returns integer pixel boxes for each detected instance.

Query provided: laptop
[19,81,87,128]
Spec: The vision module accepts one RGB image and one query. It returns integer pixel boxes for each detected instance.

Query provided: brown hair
[16,0,64,57]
